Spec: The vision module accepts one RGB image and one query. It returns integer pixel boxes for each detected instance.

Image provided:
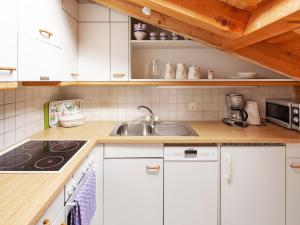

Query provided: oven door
[266,101,291,128]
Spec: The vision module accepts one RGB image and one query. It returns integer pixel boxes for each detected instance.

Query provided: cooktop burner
[0,140,87,172]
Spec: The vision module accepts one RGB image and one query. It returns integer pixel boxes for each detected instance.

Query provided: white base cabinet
[104,144,163,225]
[286,144,300,225]
[221,145,285,225]
[0,0,17,81]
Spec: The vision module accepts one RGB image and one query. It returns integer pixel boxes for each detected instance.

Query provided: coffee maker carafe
[223,93,248,127]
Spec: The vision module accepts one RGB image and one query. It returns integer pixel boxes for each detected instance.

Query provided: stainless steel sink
[110,121,198,136]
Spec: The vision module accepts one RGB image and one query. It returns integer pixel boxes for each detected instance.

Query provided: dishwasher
[164,145,219,225]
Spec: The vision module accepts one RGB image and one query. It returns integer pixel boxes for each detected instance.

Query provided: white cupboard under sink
[104,144,163,225]
[221,144,285,225]
[0,0,18,81]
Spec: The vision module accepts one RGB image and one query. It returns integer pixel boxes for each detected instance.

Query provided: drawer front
[104,144,163,158]
[287,144,300,158]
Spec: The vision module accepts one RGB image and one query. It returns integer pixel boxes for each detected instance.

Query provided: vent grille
[221,143,285,147]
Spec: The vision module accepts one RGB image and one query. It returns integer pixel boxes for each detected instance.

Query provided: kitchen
[1,1,300,225]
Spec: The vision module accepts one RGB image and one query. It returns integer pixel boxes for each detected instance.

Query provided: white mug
[188,65,201,79]
[176,63,187,80]
[164,63,176,79]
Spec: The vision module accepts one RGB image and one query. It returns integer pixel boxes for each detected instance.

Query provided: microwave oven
[266,99,300,131]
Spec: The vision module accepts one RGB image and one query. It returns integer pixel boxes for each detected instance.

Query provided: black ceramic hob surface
[0,140,87,172]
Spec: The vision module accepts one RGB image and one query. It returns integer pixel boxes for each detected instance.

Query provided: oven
[64,153,96,224]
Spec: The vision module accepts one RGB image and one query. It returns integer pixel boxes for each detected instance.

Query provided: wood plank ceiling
[92,0,300,80]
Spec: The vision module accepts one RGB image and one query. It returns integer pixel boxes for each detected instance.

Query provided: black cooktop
[0,140,87,172]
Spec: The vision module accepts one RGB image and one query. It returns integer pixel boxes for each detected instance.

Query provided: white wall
[61,86,295,121]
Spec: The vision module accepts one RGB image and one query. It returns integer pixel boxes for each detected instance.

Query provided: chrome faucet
[137,105,155,127]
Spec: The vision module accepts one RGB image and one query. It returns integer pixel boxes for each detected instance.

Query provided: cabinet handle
[71,73,79,77]
[40,76,50,81]
[0,67,16,73]
[225,153,232,183]
[43,219,51,225]
[146,165,160,173]
[290,163,300,169]
[113,73,126,78]
[39,29,53,38]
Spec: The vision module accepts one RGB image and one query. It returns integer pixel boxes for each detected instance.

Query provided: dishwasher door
[164,145,219,225]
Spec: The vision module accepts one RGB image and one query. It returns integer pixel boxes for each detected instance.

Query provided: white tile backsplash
[61,86,296,122]
[0,87,60,152]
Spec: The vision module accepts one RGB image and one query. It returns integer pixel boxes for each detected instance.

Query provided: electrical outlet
[189,102,197,111]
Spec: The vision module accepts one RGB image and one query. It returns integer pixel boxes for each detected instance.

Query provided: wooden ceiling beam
[92,0,225,48]
[224,0,300,50]
[236,42,300,80]
[126,0,250,39]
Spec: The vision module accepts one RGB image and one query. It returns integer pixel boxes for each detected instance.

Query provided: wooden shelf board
[0,82,18,89]
[56,80,300,87]
[131,40,209,49]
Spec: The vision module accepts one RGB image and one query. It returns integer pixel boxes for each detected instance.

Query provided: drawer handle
[0,67,16,73]
[146,165,160,173]
[43,219,51,225]
[40,76,50,81]
[113,73,125,78]
[71,73,79,77]
[290,163,300,169]
[39,29,53,38]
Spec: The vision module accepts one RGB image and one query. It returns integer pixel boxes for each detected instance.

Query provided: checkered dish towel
[70,170,96,225]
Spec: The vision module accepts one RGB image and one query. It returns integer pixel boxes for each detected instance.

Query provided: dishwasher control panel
[164,145,218,161]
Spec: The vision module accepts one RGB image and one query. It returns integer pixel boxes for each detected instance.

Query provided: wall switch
[189,102,197,111]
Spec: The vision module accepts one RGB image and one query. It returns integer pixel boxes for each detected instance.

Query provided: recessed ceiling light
[142,7,151,16]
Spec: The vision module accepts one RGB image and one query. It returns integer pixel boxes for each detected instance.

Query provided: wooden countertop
[1,121,300,225]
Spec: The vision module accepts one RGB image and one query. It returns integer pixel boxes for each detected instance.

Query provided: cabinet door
[78,23,110,81]
[221,146,285,225]
[0,0,17,81]
[18,34,63,81]
[110,23,129,81]
[110,9,129,22]
[104,158,163,225]
[61,12,78,81]
[287,157,300,225]
[18,0,63,48]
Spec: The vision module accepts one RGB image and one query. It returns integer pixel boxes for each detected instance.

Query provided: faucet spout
[137,105,155,127]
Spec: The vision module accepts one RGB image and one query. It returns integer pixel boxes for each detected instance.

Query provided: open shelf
[131,40,208,49]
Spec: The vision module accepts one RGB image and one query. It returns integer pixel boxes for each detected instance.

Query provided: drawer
[104,144,163,158]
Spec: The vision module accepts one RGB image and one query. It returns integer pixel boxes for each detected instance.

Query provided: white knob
[145,116,151,122]
[154,115,159,122]
[293,117,299,123]
[294,108,299,115]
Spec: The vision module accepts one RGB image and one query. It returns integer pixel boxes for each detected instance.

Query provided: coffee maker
[223,93,248,127]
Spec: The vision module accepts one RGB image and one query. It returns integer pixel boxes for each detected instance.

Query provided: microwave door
[266,102,291,128]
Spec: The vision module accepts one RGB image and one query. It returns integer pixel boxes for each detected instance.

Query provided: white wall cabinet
[18,0,63,48]
[18,34,63,81]
[111,23,129,81]
[0,0,18,81]
[61,4,79,81]
[78,23,110,81]
[286,144,300,225]
[110,9,129,22]
[221,145,285,225]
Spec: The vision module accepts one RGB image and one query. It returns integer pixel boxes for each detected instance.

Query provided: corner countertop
[1,121,300,225]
